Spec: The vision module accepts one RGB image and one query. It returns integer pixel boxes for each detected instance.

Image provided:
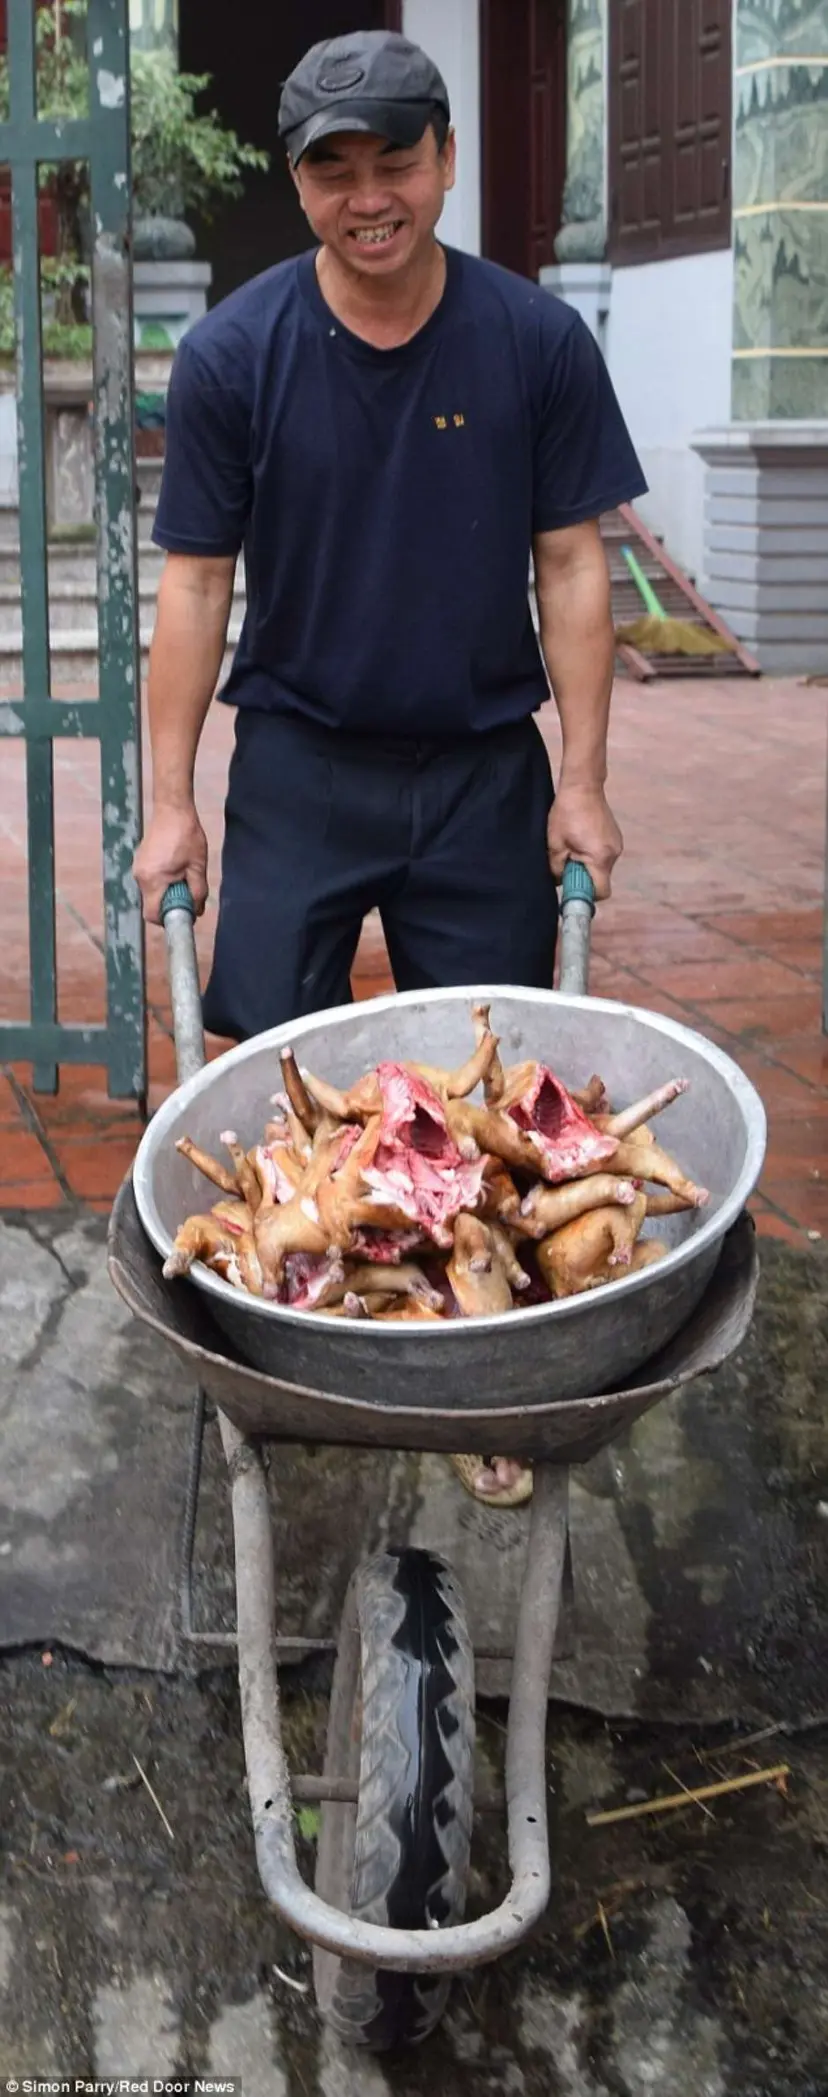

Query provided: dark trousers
[202,709,559,1042]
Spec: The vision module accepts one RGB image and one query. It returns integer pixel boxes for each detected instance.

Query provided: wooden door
[609,0,731,264]
[481,0,567,279]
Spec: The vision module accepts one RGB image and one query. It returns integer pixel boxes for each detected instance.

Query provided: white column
[403,0,481,255]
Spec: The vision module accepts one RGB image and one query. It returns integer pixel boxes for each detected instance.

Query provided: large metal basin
[132,985,766,1411]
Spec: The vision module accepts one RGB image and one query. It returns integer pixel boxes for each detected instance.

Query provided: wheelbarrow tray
[109,1182,758,1465]
[131,985,766,1412]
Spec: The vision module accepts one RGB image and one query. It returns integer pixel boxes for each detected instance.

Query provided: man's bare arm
[133,553,236,922]
[532,518,623,899]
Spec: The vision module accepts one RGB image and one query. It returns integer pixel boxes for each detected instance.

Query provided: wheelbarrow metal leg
[220,1399,568,1975]
[179,1383,208,1642]
[182,1390,550,1663]
[504,1461,568,1907]
[179,1387,338,1657]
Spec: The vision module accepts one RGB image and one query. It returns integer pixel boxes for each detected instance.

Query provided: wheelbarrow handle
[557,859,596,997]
[160,881,206,1087]
[157,856,595,1085]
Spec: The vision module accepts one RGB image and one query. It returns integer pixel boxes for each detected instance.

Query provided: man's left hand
[547,783,623,901]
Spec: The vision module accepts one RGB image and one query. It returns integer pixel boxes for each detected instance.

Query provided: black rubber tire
[313,1547,476,2052]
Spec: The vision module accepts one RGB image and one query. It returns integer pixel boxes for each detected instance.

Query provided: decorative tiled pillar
[732,0,828,419]
[553,0,607,263]
[540,0,610,346]
[692,2,828,671]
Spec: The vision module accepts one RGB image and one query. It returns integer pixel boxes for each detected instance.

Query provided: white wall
[606,247,733,585]
[403,0,481,255]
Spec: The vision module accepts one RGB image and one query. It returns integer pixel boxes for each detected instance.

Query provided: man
[134,25,645,1013]
[133,28,646,1504]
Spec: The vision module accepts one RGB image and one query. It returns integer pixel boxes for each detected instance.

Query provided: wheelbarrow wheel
[314,1547,475,2051]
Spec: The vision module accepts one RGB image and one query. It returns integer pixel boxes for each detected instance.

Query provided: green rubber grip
[561,860,596,914]
[621,543,666,620]
[160,880,196,920]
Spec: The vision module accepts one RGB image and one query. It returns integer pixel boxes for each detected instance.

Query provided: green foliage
[0,3,270,232]
[131,51,269,222]
[0,1,91,320]
[0,2,268,355]
[296,1806,321,1841]
[40,316,93,356]
[0,0,89,125]
[0,256,92,359]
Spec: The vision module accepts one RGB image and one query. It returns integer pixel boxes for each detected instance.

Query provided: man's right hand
[133,804,209,924]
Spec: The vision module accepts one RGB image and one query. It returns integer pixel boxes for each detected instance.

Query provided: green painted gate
[0,0,144,1098]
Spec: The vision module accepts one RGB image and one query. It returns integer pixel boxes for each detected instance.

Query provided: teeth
[353,224,399,245]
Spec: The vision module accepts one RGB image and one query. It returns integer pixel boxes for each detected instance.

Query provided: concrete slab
[1,1215,828,2087]
[0,1651,826,2090]
[2,1217,828,1735]
[0,1212,185,1668]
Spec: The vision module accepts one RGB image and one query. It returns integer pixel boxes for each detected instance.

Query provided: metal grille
[0,0,144,1098]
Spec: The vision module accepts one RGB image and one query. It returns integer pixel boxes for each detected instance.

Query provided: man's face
[292,125,456,278]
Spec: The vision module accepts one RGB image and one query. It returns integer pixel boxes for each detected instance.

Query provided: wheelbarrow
[108,866,766,2051]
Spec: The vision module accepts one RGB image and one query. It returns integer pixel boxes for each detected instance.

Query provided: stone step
[0,572,247,636]
[0,540,177,590]
[0,525,245,592]
[0,459,176,670]
[0,453,163,541]
[0,615,244,682]
[135,456,164,491]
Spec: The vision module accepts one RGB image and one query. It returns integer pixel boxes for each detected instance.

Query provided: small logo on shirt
[434,413,466,430]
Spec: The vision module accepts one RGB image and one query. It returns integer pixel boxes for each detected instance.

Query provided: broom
[616,544,736,659]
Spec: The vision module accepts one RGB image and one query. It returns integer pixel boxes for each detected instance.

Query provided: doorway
[481,0,567,279]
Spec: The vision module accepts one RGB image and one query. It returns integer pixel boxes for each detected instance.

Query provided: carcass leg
[448,1453,534,1509]
[220,1130,262,1212]
[175,1135,238,1197]
[596,1078,688,1141]
[163,1214,236,1279]
[280,1047,324,1136]
[472,1002,506,1104]
[609,1133,708,1206]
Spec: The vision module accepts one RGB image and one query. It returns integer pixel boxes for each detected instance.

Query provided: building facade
[163,0,827,670]
[544,0,828,672]
[1,2,824,669]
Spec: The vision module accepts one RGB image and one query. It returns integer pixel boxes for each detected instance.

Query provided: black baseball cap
[278,29,451,166]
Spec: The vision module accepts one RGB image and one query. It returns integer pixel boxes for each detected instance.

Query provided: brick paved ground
[0,674,826,1240]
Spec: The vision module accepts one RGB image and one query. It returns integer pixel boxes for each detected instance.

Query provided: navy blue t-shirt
[153,246,646,736]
